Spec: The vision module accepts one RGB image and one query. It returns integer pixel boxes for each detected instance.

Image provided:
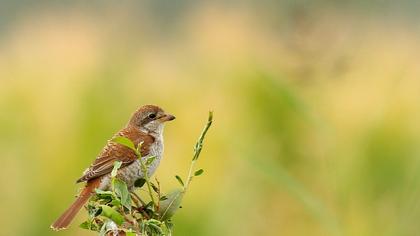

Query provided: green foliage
[111,161,122,178]
[174,175,184,187]
[80,112,213,235]
[112,178,131,210]
[134,178,146,188]
[158,189,184,221]
[100,205,124,225]
[192,111,213,161]
[194,169,204,176]
[112,136,137,153]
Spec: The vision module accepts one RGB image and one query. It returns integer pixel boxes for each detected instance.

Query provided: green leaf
[144,219,164,234]
[80,220,100,232]
[165,221,174,232]
[125,232,136,236]
[95,189,113,195]
[112,136,136,152]
[192,111,213,161]
[79,221,91,230]
[134,178,146,188]
[95,189,114,196]
[158,189,185,221]
[145,156,157,166]
[100,205,124,225]
[194,169,204,176]
[112,178,131,210]
[110,199,122,207]
[175,175,184,187]
[111,161,122,178]
[94,189,115,202]
[86,203,102,217]
[150,182,159,193]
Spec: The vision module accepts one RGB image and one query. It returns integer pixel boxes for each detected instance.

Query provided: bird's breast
[100,137,164,190]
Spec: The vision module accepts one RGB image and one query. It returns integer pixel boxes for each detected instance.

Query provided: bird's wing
[76,127,154,183]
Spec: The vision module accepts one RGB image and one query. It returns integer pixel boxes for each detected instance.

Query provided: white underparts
[99,126,164,190]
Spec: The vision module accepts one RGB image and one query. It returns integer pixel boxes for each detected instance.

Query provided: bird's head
[128,105,175,135]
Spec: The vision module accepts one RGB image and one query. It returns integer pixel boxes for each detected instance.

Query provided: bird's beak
[160,113,176,122]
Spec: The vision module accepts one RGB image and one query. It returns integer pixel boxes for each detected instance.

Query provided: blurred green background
[1,1,420,235]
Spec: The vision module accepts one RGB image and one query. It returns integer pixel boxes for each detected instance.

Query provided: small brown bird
[51,105,175,230]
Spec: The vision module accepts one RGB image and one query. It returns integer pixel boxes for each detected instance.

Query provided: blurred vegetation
[1,1,420,236]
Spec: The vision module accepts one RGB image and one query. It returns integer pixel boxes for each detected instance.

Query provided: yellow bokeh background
[1,2,420,235]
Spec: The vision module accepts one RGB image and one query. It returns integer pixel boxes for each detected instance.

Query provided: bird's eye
[148,113,156,119]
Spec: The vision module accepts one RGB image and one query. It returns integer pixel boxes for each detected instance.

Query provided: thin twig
[139,157,157,209]
[155,177,161,211]
[183,111,213,191]
[131,191,146,206]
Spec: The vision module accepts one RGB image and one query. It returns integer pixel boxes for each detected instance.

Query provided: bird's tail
[50,178,100,231]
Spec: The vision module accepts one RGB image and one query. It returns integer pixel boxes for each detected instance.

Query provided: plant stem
[183,160,196,192]
[183,111,213,191]
[155,177,161,211]
[139,158,157,209]
[131,191,146,206]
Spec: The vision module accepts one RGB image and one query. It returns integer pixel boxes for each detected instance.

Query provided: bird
[51,105,175,231]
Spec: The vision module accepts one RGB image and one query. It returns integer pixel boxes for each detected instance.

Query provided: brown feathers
[76,127,154,183]
[51,105,175,231]
[51,178,101,230]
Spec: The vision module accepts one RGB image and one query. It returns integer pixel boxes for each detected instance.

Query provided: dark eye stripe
[140,113,158,126]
